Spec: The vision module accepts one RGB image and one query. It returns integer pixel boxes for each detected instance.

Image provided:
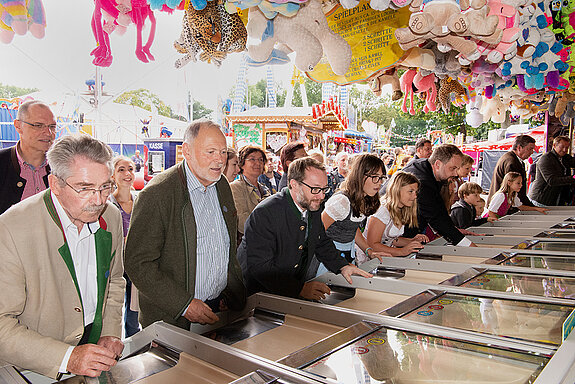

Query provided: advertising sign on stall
[308,1,409,84]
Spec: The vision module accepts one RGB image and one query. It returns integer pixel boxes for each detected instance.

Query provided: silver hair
[183,119,221,144]
[47,134,113,181]
[17,100,51,120]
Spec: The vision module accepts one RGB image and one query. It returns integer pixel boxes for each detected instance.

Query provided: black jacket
[450,199,487,229]
[237,188,348,298]
[0,146,50,215]
[402,159,465,244]
[487,151,532,207]
[529,149,575,206]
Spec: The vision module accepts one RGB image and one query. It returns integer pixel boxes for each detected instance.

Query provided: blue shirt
[184,161,230,301]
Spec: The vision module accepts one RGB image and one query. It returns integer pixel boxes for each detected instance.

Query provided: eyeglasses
[245,157,264,163]
[365,174,386,183]
[20,120,58,132]
[300,180,330,195]
[62,179,116,199]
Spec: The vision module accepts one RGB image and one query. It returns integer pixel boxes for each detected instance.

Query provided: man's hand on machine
[184,298,219,325]
[67,343,119,377]
[341,264,373,284]
[300,281,331,300]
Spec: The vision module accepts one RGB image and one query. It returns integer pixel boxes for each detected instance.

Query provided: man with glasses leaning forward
[237,157,372,301]
[0,100,57,214]
[0,134,125,379]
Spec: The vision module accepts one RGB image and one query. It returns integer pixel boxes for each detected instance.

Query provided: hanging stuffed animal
[246,0,352,75]
[0,0,46,44]
[413,71,438,113]
[90,0,156,66]
[186,0,226,65]
[369,67,403,100]
[173,13,203,67]
[438,77,467,113]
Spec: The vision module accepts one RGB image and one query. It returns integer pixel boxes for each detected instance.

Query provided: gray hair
[183,119,221,144]
[288,157,325,183]
[47,134,113,181]
[17,100,50,120]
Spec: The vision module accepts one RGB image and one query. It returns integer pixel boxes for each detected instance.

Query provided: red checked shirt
[15,144,48,201]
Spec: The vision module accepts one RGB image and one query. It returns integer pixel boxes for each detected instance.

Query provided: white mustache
[83,205,105,213]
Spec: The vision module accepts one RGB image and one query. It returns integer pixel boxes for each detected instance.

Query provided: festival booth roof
[226,106,346,131]
[343,129,374,140]
[227,106,314,123]
[461,127,546,152]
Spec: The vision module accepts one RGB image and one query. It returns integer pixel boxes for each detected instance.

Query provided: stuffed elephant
[246,0,352,75]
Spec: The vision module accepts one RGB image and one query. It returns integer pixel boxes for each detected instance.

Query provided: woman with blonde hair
[366,171,428,256]
[109,155,140,337]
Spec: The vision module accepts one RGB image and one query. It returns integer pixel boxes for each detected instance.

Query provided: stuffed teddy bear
[246,0,352,75]
[394,0,501,65]
[369,67,403,100]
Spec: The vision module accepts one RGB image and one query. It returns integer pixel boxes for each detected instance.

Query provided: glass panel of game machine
[400,292,574,345]
[459,271,575,299]
[514,240,575,253]
[535,231,575,239]
[501,255,575,271]
[302,325,550,383]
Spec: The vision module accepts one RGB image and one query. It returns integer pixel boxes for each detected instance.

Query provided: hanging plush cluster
[0,0,46,44]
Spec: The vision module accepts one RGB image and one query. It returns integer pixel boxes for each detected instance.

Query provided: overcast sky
[0,0,292,114]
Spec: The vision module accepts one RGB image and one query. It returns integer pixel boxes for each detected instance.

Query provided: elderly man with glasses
[0,134,125,380]
[0,100,57,214]
[237,157,372,301]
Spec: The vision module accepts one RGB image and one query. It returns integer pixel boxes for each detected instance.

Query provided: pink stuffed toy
[400,69,438,114]
[413,71,438,113]
[91,0,156,67]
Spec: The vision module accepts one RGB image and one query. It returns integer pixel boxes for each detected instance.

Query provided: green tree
[0,83,39,98]
[114,89,186,121]
[192,100,213,120]
[292,78,322,107]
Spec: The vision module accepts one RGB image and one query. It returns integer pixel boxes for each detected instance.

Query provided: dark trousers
[124,275,140,337]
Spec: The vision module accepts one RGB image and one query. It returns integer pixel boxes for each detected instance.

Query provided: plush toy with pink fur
[90,0,156,67]
[400,69,437,114]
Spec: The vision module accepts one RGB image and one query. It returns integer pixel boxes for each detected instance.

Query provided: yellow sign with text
[308,2,409,85]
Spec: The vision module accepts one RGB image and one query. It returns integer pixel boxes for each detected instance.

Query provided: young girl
[365,171,429,256]
[486,171,547,219]
[320,154,389,274]
[109,156,140,337]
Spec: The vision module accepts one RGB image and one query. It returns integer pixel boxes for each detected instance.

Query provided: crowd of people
[0,101,568,379]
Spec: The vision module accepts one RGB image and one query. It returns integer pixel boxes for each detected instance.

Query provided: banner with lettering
[308,1,409,85]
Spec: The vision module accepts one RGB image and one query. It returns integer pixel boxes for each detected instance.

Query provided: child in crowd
[450,182,492,229]
[474,198,486,219]
[486,172,547,219]
[454,154,475,197]
[365,171,429,257]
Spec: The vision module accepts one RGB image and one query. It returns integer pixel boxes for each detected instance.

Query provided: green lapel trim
[89,227,114,344]
[43,190,113,344]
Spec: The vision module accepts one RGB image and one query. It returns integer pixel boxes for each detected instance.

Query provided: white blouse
[367,205,404,246]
